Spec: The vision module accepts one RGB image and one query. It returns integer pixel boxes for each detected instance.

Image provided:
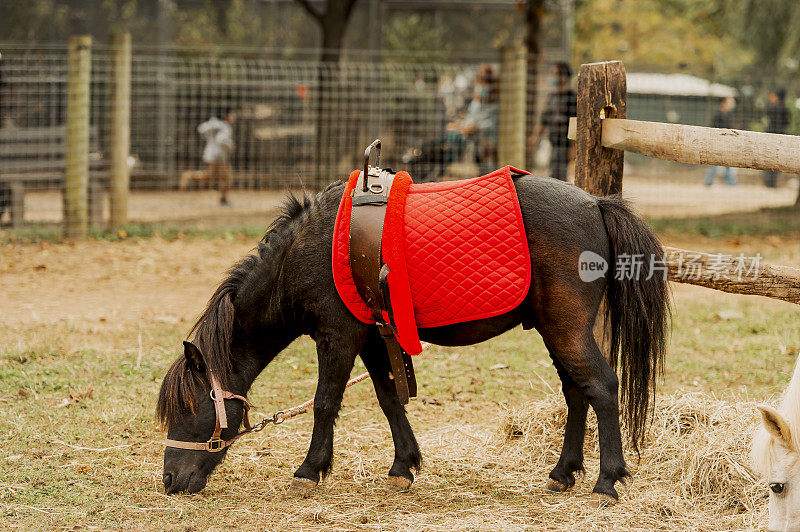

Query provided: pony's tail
[597,195,671,454]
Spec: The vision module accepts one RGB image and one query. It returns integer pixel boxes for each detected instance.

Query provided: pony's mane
[752,353,800,475]
[782,356,800,441]
[156,185,342,428]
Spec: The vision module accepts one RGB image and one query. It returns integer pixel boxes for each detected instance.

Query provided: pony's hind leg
[532,282,628,502]
[292,332,360,494]
[360,332,422,490]
[545,348,588,492]
[543,327,628,502]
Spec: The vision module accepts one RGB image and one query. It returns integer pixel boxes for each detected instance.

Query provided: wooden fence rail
[571,60,800,306]
[664,247,800,305]
[568,117,800,175]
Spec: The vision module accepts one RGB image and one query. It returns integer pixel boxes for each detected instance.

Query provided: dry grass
[499,393,766,530]
[2,233,798,530]
[59,388,760,532]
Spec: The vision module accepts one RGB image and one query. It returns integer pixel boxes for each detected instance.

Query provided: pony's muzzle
[163,467,208,494]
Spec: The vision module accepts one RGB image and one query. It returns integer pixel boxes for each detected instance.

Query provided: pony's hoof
[289,477,317,497]
[386,475,412,492]
[589,493,618,508]
[545,478,571,492]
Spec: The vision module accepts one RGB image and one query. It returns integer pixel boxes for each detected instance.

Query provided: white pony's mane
[752,354,800,476]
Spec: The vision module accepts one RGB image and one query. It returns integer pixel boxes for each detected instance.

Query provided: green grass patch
[648,205,800,237]
[0,222,270,244]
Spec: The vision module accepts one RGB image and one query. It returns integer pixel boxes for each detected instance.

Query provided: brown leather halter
[162,369,377,452]
[164,371,254,452]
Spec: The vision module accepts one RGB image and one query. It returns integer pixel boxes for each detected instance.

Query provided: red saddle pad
[332,166,531,356]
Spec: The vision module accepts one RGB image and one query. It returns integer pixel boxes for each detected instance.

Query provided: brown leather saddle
[349,139,417,404]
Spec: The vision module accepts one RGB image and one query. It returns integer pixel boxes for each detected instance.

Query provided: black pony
[156,175,670,504]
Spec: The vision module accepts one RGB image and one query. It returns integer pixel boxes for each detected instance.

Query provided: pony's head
[154,191,321,494]
[752,355,800,531]
[156,289,248,494]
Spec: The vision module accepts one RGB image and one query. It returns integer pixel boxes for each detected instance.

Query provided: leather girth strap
[349,169,417,404]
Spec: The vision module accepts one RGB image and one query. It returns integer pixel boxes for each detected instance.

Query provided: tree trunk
[320,10,349,64]
[296,0,359,188]
[524,0,545,170]
[213,0,231,37]
[317,6,353,187]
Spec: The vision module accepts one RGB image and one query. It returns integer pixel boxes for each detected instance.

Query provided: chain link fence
[0,42,798,231]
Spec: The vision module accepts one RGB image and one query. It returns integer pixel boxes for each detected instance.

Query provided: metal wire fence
[0,42,798,231]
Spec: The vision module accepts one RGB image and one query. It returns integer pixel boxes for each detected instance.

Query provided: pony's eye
[770,482,785,494]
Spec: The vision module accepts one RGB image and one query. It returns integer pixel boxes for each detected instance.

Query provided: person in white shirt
[181,109,235,205]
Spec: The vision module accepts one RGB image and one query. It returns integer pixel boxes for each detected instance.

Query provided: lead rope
[244,342,431,436]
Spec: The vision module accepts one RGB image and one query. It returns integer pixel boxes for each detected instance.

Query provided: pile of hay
[497,392,768,529]
[220,391,768,530]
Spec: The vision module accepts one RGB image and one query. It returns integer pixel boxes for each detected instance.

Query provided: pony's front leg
[292,333,359,494]
[360,333,422,491]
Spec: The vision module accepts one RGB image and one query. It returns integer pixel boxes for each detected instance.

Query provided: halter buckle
[207,437,225,452]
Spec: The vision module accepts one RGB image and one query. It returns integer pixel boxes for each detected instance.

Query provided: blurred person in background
[529,62,576,181]
[704,96,738,186]
[459,64,499,173]
[763,89,789,188]
[405,66,499,179]
[439,64,499,173]
[181,108,235,206]
[437,74,461,120]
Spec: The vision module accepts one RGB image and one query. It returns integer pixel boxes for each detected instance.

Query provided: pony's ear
[182,341,206,373]
[758,404,794,449]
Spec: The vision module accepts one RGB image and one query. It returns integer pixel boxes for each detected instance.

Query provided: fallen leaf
[489,363,510,371]
[56,398,73,408]
[56,386,94,408]
[715,309,744,321]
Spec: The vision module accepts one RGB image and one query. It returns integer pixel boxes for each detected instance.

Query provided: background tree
[524,0,545,169]
[573,0,750,76]
[294,0,359,188]
[295,0,359,65]
[723,0,800,81]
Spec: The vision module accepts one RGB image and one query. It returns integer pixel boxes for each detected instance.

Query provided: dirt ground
[15,189,291,224]
[0,236,254,327]
[2,230,797,329]
[11,174,799,225]
[1,228,799,530]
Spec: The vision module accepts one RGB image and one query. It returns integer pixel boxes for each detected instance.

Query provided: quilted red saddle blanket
[332,166,531,356]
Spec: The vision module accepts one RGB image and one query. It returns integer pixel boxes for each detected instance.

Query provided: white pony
[753,355,800,532]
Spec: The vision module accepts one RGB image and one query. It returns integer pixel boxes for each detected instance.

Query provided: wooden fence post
[573,61,627,360]
[498,44,527,169]
[64,35,92,239]
[10,182,24,228]
[574,61,626,195]
[109,32,131,230]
